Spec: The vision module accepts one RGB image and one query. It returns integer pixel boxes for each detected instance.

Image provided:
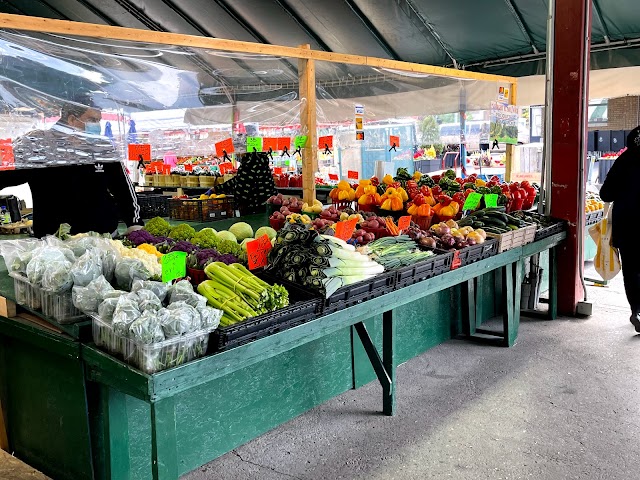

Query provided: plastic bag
[114,258,151,290]
[112,294,141,335]
[41,260,74,292]
[163,302,201,336]
[132,280,169,302]
[100,241,119,282]
[129,310,165,345]
[0,238,42,274]
[71,248,103,287]
[589,203,621,281]
[72,275,115,314]
[26,246,76,285]
[137,289,163,313]
[197,305,222,329]
[98,297,121,322]
[168,280,206,308]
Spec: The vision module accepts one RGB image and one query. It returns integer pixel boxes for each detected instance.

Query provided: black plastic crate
[323,270,396,315]
[534,220,567,241]
[455,238,499,268]
[395,251,453,289]
[137,194,169,218]
[211,274,322,352]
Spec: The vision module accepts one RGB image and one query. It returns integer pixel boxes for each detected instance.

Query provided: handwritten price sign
[390,135,400,148]
[128,144,151,161]
[0,143,15,171]
[347,170,359,180]
[328,173,339,181]
[318,135,333,149]
[247,234,272,270]
[273,167,283,175]
[462,192,483,211]
[278,137,292,151]
[219,162,233,174]
[294,135,308,148]
[215,138,235,157]
[334,218,358,242]
[484,194,499,208]
[263,137,278,152]
[398,215,411,232]
[162,251,187,283]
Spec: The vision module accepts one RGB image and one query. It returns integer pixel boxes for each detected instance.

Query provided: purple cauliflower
[127,229,158,246]
[169,240,199,254]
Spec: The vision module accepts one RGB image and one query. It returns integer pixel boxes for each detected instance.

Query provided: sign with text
[390,135,400,148]
[347,170,359,180]
[184,164,193,172]
[162,251,187,283]
[451,250,461,270]
[161,164,171,175]
[247,234,272,270]
[0,143,15,171]
[490,101,519,146]
[246,136,263,152]
[484,194,499,208]
[334,218,358,242]
[355,104,365,116]
[462,192,483,211]
[263,137,278,153]
[215,138,235,157]
[219,162,233,174]
[294,135,308,149]
[328,173,339,181]
[128,143,151,161]
[273,167,283,175]
[398,215,411,232]
[318,135,333,149]
[278,137,291,151]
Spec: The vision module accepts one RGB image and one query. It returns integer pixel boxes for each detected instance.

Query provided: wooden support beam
[298,44,318,205]
[504,82,518,182]
[0,13,517,84]
[0,297,16,319]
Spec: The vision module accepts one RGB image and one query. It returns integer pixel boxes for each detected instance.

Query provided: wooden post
[504,82,518,182]
[298,44,318,205]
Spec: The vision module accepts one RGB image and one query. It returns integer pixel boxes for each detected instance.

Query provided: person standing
[1,99,143,237]
[599,125,640,332]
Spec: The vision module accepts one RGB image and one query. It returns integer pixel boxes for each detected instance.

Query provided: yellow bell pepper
[475,178,486,187]
[383,174,394,185]
[381,198,392,210]
[398,187,409,202]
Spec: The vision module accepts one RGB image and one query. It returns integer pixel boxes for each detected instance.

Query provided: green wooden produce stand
[0,220,565,480]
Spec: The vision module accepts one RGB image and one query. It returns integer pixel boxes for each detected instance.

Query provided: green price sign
[484,194,499,208]
[246,136,263,152]
[462,192,483,211]
[161,251,187,283]
[294,135,308,148]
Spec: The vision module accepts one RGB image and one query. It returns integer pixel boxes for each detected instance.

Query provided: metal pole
[540,0,555,216]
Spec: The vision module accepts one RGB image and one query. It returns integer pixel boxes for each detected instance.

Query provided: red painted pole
[550,0,592,315]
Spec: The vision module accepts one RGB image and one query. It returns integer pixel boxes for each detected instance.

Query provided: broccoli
[168,223,196,242]
[192,229,219,249]
[144,217,171,237]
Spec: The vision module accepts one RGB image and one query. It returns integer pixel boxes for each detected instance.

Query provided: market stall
[0,13,567,480]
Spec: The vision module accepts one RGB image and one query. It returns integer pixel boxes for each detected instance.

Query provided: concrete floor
[184,263,640,480]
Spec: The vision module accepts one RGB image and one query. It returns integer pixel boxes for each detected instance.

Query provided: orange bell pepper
[432,203,443,214]
[391,197,403,211]
[381,198,392,210]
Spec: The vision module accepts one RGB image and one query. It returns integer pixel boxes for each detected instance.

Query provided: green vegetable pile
[197,263,289,326]
[363,236,435,269]
[144,217,171,237]
[169,223,196,241]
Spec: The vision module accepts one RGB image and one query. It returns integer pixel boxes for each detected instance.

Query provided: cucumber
[472,221,485,228]
[482,217,508,228]
[483,206,507,213]
[485,211,509,223]
[484,227,506,235]
[469,210,486,218]
[507,224,519,230]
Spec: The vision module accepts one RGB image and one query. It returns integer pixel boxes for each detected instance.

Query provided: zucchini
[483,206,507,213]
[484,227,506,234]
[484,211,510,223]
[472,221,485,228]
[482,217,508,228]
[507,224,519,230]
[468,210,486,218]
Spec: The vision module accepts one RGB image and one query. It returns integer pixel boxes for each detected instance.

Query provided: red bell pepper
[438,194,452,206]
[432,185,443,196]
[413,193,426,206]
[406,180,418,190]
[500,184,510,194]
[490,175,500,183]
[370,176,380,186]
[486,181,497,188]
[452,192,465,205]
[432,174,442,183]
[420,185,431,196]
[455,177,464,185]
[509,182,520,192]
[464,188,475,198]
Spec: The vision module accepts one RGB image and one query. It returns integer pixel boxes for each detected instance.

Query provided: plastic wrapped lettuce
[137,289,163,313]
[112,294,141,335]
[41,260,74,292]
[132,280,169,302]
[162,302,201,337]
[128,310,165,345]
[114,258,151,291]
[26,245,76,285]
[72,275,115,315]
[71,248,103,287]
[0,238,42,274]
[197,305,222,329]
[168,280,207,308]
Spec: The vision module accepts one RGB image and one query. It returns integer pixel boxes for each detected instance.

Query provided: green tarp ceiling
[0,0,639,77]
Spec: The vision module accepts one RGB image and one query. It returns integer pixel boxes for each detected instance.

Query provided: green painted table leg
[502,264,515,347]
[548,246,558,320]
[475,275,485,329]
[353,322,391,393]
[151,397,178,480]
[382,310,395,416]
[465,279,476,336]
[510,260,523,345]
[102,387,130,480]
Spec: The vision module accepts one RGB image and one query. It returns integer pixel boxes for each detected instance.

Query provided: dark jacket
[599,127,640,248]
[0,163,142,238]
[218,151,276,215]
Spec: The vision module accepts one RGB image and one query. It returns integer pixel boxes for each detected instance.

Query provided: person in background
[1,100,143,237]
[599,125,640,332]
